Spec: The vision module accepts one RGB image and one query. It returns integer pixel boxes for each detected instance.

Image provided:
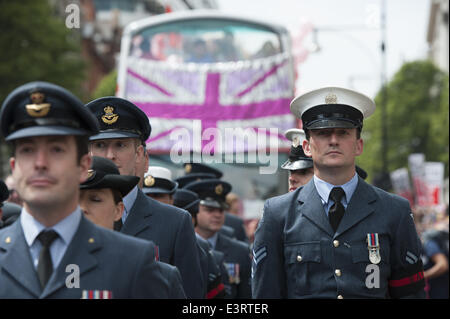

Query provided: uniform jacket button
[297,255,302,262]
[333,240,339,247]
[335,269,342,277]
[337,295,344,299]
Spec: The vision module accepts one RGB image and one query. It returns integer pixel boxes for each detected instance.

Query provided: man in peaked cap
[179,162,248,243]
[185,179,252,299]
[86,96,203,298]
[252,86,425,299]
[282,128,366,190]
[0,82,173,298]
[142,166,178,205]
[175,162,222,188]
[282,128,314,192]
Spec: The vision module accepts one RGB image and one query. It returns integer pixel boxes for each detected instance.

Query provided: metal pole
[380,0,388,175]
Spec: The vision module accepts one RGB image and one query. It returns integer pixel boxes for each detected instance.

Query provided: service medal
[367,233,381,264]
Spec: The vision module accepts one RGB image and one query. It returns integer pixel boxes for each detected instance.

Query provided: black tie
[328,187,346,232]
[37,230,59,289]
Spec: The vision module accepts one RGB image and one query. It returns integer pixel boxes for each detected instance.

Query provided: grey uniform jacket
[224,213,249,243]
[215,233,252,299]
[0,216,185,299]
[120,189,203,298]
[156,261,187,299]
[252,177,425,299]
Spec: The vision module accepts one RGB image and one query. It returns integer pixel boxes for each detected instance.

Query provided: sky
[216,0,431,98]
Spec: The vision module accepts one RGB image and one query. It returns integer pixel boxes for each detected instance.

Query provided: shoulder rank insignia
[367,233,381,264]
[26,92,51,117]
[101,106,119,125]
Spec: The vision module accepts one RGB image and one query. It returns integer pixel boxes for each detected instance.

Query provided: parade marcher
[422,229,449,299]
[252,86,425,299]
[0,81,173,298]
[185,179,252,299]
[135,145,149,189]
[86,96,203,298]
[173,188,228,299]
[0,202,21,229]
[79,156,140,230]
[4,174,23,206]
[79,156,186,298]
[0,180,8,228]
[142,166,178,205]
[281,128,314,192]
[181,163,249,243]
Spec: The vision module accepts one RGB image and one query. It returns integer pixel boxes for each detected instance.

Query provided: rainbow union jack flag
[124,53,295,153]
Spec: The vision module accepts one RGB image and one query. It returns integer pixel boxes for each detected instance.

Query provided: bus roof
[123,9,289,37]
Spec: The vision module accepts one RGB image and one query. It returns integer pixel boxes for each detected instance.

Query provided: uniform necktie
[328,187,345,232]
[37,230,59,289]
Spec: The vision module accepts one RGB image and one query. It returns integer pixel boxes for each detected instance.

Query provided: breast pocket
[284,241,321,296]
[350,236,391,293]
[351,237,390,265]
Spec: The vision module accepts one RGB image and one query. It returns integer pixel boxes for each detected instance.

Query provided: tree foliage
[91,69,117,100]
[0,0,86,177]
[0,0,85,103]
[359,60,449,181]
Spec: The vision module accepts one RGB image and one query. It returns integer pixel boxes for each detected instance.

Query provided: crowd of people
[0,82,447,299]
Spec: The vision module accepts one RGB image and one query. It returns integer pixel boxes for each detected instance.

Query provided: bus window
[128,18,283,63]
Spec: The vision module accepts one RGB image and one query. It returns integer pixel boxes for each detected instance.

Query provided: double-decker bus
[117,10,296,218]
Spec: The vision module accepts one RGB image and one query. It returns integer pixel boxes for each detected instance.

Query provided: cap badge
[86,169,96,182]
[215,184,223,195]
[26,92,51,117]
[185,164,192,173]
[101,106,119,125]
[325,93,338,104]
[144,175,155,187]
[292,136,300,147]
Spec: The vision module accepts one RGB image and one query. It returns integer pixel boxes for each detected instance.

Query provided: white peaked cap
[290,86,376,130]
[284,128,306,147]
[145,166,173,181]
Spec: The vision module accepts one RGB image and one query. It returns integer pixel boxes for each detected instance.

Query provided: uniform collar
[122,185,139,222]
[20,206,82,247]
[313,172,359,206]
[198,232,219,250]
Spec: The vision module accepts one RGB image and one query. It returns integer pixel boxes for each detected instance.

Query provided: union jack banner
[123,53,295,154]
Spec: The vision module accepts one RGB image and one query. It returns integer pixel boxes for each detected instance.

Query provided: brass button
[333,240,339,248]
[297,255,302,262]
[337,295,344,299]
[335,269,342,277]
